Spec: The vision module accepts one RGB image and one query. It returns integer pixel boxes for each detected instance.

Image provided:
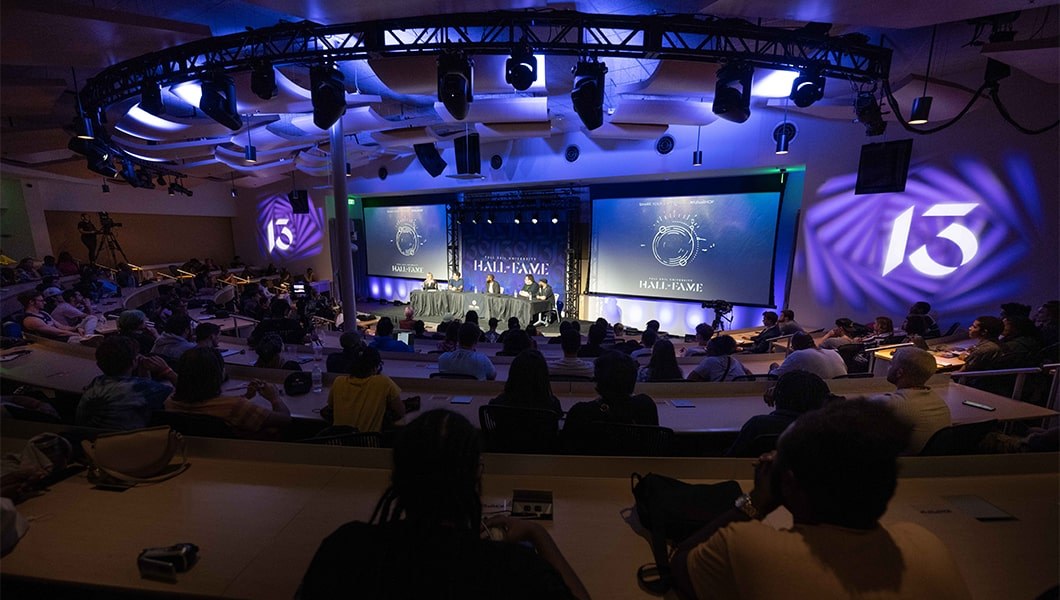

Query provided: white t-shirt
[770,348,848,380]
[866,387,951,454]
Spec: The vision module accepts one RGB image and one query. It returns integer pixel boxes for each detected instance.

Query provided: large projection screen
[364,204,449,279]
[588,192,783,305]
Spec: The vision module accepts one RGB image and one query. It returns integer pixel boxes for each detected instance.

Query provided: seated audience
[398,306,416,331]
[746,311,782,353]
[777,309,804,335]
[438,322,497,380]
[117,309,159,353]
[497,329,532,357]
[195,322,221,349]
[327,345,405,433]
[254,333,302,371]
[576,322,607,358]
[369,317,413,353]
[908,300,941,338]
[37,255,60,278]
[300,410,588,599]
[1034,300,1058,349]
[165,348,290,435]
[437,318,462,353]
[817,318,858,349]
[682,323,715,357]
[549,329,595,379]
[150,314,196,363]
[76,336,178,430]
[483,317,501,343]
[638,339,684,382]
[725,370,833,457]
[956,316,1003,372]
[326,331,364,374]
[14,258,40,282]
[688,335,752,382]
[864,347,950,454]
[671,399,969,599]
[856,315,896,345]
[51,289,99,331]
[998,315,1043,367]
[490,350,562,413]
[56,251,80,276]
[248,297,308,347]
[1000,302,1032,320]
[412,320,429,339]
[630,329,658,359]
[769,332,847,379]
[562,351,659,453]
[496,316,521,344]
[900,314,932,350]
[18,291,86,342]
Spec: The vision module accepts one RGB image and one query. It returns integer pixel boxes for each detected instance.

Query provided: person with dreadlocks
[300,409,590,599]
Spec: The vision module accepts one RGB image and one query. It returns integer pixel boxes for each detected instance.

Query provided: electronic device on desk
[291,282,307,298]
[138,543,199,582]
[396,331,414,350]
[511,489,554,520]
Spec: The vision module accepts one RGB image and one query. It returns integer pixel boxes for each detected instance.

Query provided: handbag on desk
[81,426,189,486]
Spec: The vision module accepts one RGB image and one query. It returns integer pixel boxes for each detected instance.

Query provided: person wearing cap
[818,318,858,350]
[117,309,159,354]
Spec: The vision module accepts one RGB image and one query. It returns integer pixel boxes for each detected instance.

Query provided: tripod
[96,227,129,267]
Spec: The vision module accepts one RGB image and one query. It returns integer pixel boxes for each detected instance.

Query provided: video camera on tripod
[701,299,734,331]
[98,211,122,233]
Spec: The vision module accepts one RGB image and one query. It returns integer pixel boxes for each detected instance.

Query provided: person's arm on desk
[485,516,592,600]
[138,354,178,385]
[250,380,291,428]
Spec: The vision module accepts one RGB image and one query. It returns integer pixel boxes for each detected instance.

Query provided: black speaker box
[288,190,310,213]
[455,133,481,174]
[414,143,447,178]
[854,139,913,195]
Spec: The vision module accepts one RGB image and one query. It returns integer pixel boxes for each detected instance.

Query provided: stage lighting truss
[438,51,474,120]
[571,58,608,130]
[713,62,754,123]
[789,69,826,108]
[505,40,537,91]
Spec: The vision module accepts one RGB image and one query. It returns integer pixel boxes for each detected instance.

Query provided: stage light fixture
[250,61,278,100]
[854,91,887,136]
[310,64,347,130]
[789,70,825,108]
[244,118,257,163]
[505,40,537,91]
[230,187,238,198]
[70,137,118,178]
[692,125,703,166]
[712,63,754,123]
[71,68,95,140]
[514,213,522,224]
[140,80,165,116]
[551,212,559,224]
[471,213,480,225]
[438,51,474,120]
[531,213,539,224]
[346,162,352,177]
[168,184,176,196]
[486,212,494,225]
[571,58,607,130]
[909,25,936,125]
[199,73,243,130]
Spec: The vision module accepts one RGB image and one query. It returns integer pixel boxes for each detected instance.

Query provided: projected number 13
[267,218,294,253]
[882,203,979,277]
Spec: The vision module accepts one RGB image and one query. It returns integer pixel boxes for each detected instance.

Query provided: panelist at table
[422,272,438,290]
[484,273,501,294]
[448,270,464,292]
[517,274,536,298]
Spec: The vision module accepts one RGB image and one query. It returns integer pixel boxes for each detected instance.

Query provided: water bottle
[311,365,323,393]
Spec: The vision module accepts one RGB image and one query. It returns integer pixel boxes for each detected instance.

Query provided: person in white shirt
[768,332,847,380]
[50,289,100,334]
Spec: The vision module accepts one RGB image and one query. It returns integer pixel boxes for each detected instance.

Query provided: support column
[329,120,357,331]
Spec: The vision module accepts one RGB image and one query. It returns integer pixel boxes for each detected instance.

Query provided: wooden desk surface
[1,431,1055,600]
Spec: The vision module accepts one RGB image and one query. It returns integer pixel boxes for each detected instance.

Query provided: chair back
[731,374,778,382]
[747,433,780,455]
[919,420,999,456]
[300,426,383,448]
[583,421,675,456]
[150,410,235,438]
[549,374,594,382]
[429,371,479,380]
[478,404,560,453]
[835,343,868,373]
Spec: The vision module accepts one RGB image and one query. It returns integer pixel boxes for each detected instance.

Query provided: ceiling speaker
[378,166,388,180]
[655,134,675,155]
[490,154,503,170]
[564,145,580,163]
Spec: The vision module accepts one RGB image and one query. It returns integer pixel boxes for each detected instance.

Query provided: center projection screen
[364,204,449,279]
[589,192,783,305]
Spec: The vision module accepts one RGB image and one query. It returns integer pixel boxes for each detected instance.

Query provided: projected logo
[647,214,714,267]
[801,156,1044,315]
[393,220,426,257]
[256,194,325,261]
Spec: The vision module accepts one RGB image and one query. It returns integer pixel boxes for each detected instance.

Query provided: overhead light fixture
[251,61,278,100]
[713,63,754,123]
[438,51,474,120]
[101,179,110,194]
[486,212,494,225]
[70,137,117,177]
[551,212,559,224]
[571,58,607,130]
[855,91,887,136]
[169,179,193,197]
[789,69,826,108]
[909,25,936,125]
[199,73,242,130]
[346,162,352,177]
[71,68,95,140]
[505,40,537,91]
[244,116,257,163]
[140,80,166,116]
[692,125,703,167]
[531,212,539,224]
[310,64,347,130]
[774,123,795,154]
[514,213,522,224]
[471,213,479,225]
[119,160,139,187]
[229,173,238,198]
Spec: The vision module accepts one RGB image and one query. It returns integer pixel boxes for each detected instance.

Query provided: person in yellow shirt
[326,346,405,432]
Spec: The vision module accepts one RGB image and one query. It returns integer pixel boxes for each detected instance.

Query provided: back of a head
[381,410,481,529]
[772,370,831,413]
[339,331,363,350]
[118,309,146,332]
[892,347,937,385]
[464,310,479,325]
[594,350,638,399]
[96,335,138,376]
[256,333,284,361]
[501,328,531,354]
[269,297,289,318]
[376,317,395,337]
[904,315,930,336]
[587,322,605,345]
[62,289,79,303]
[1000,302,1031,319]
[174,347,224,403]
[164,314,192,336]
[445,319,463,342]
[413,320,426,335]
[706,335,738,356]
[507,316,520,330]
[350,345,382,378]
[875,316,894,333]
[505,349,552,401]
[195,322,220,342]
[641,329,658,347]
[909,301,931,315]
[776,399,912,529]
[559,320,572,334]
[487,317,499,330]
[645,319,660,332]
[560,329,581,354]
[1005,315,1039,339]
[17,291,37,308]
[458,321,481,347]
[791,331,816,351]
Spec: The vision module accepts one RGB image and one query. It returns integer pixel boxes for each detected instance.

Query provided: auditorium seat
[151,411,235,438]
[429,372,478,380]
[919,420,999,456]
[582,422,675,456]
[300,426,383,448]
[479,405,560,453]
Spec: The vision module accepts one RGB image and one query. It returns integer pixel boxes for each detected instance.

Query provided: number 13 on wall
[268,218,294,253]
[882,203,979,277]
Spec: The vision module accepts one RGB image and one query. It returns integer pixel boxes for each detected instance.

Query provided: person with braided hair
[300,410,589,599]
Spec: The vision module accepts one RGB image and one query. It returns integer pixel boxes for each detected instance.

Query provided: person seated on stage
[1034,300,1059,349]
[116,309,159,353]
[535,278,554,302]
[422,272,438,291]
[688,335,753,382]
[954,316,1003,374]
[369,316,414,354]
[76,335,178,430]
[496,316,521,344]
[18,291,88,343]
[682,323,716,357]
[907,300,941,338]
[549,328,595,379]
[483,317,501,344]
[817,317,858,350]
[577,322,608,358]
[150,314,197,364]
[746,311,782,354]
[629,329,658,359]
[437,318,462,353]
[166,348,290,437]
[670,399,970,600]
[768,332,847,380]
[497,329,532,357]
[484,273,501,294]
[56,251,80,276]
[14,258,40,283]
[326,345,405,433]
[326,331,364,374]
[398,306,416,331]
[562,351,659,454]
[638,339,684,382]
[725,370,834,457]
[517,274,536,298]
[777,309,804,335]
[247,297,309,348]
[300,409,589,600]
[253,333,302,371]
[448,270,464,292]
[37,255,60,278]
[438,322,497,381]
[490,349,562,413]
[860,347,950,455]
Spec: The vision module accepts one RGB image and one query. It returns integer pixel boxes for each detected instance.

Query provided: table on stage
[409,289,550,325]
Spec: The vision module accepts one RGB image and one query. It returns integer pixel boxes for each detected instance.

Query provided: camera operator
[78,214,98,264]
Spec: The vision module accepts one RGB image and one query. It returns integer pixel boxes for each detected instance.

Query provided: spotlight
[471,213,479,225]
[250,61,277,100]
[514,213,522,224]
[119,160,139,187]
[551,212,559,224]
[140,80,165,116]
[244,145,257,162]
[486,212,494,225]
[908,96,932,125]
[789,70,825,108]
[230,187,238,198]
[199,73,242,130]
[531,213,539,224]
[75,115,95,140]
[505,40,537,91]
[713,63,754,123]
[346,162,352,177]
[136,167,155,189]
[438,51,474,120]
[854,91,887,136]
[773,122,796,155]
[310,64,347,130]
[571,59,607,130]
[70,137,117,177]
[692,150,703,167]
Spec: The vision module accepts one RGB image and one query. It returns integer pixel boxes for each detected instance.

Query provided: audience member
[398,306,416,330]
[638,339,684,382]
[496,316,521,344]
[56,251,80,276]
[248,297,308,347]
[817,318,857,350]
[412,320,429,339]
[956,316,1002,372]
[725,370,833,457]
[19,291,87,342]
[300,410,588,599]
[117,309,159,353]
[497,329,532,357]
[438,322,497,380]
[577,322,607,358]
[671,399,969,599]
[37,255,60,278]
[688,335,752,382]
[999,315,1042,367]
[326,331,364,374]
[777,309,804,335]
[683,323,715,357]
[549,329,595,379]
[150,314,196,362]
[326,345,404,432]
[562,351,659,453]
[195,322,221,349]
[908,301,941,338]
[864,347,950,454]
[437,318,462,353]
[747,311,781,353]
[597,317,616,344]
[483,317,501,343]
[856,316,896,345]
[490,350,562,413]
[1034,300,1058,349]
[369,317,413,353]
[165,347,290,435]
[900,314,932,350]
[76,336,177,430]
[1000,302,1032,320]
[51,289,99,332]
[254,333,302,371]
[768,332,847,379]
[630,329,658,359]
[14,258,40,282]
